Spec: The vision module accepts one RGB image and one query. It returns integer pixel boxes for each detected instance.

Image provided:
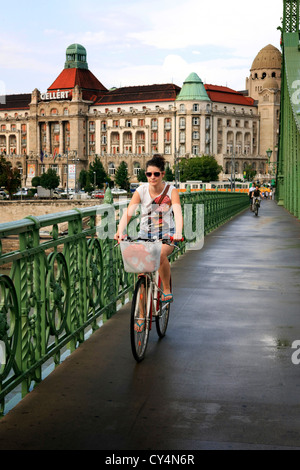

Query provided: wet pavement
[0,199,300,450]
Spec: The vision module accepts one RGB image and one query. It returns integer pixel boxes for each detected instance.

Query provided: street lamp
[266,148,273,178]
[266,148,272,163]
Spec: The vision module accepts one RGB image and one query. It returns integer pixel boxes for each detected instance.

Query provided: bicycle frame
[140,271,165,330]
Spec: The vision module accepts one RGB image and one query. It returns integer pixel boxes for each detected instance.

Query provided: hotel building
[0,43,281,188]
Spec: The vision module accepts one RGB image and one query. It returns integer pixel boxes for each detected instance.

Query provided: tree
[78,169,88,189]
[179,155,223,182]
[84,171,93,193]
[78,169,93,192]
[115,161,130,190]
[137,169,147,182]
[89,156,110,189]
[243,164,256,181]
[0,155,21,198]
[31,176,41,187]
[40,168,60,190]
[164,167,174,182]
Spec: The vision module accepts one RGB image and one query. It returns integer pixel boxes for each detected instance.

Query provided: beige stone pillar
[59,122,64,155]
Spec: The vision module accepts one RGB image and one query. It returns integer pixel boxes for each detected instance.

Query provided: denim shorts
[138,227,175,240]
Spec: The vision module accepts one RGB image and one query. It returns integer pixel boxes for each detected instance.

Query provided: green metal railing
[276,0,300,219]
[0,190,248,415]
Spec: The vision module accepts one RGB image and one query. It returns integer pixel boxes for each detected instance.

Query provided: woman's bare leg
[158,244,174,299]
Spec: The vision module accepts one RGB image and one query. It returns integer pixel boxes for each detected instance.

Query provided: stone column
[37,124,41,156]
[59,122,64,154]
[46,123,51,154]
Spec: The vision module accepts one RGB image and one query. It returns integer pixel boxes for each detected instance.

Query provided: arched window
[133,162,141,176]
[108,163,115,175]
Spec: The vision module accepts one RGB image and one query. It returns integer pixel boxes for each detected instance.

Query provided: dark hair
[146,154,165,172]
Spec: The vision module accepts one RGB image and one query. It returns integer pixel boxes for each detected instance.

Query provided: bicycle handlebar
[114,235,184,248]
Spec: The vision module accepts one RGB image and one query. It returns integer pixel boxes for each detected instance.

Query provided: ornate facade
[0,43,281,188]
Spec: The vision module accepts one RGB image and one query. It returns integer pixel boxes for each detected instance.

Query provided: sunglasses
[145,172,161,178]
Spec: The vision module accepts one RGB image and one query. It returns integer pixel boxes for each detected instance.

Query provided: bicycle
[253,197,260,216]
[119,237,179,362]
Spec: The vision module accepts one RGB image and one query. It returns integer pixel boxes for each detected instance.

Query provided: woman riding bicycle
[115,154,183,303]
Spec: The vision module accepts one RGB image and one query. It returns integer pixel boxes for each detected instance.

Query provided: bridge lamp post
[266,148,272,178]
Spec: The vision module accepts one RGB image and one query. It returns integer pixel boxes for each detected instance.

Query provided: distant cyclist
[249,184,256,209]
[251,185,261,211]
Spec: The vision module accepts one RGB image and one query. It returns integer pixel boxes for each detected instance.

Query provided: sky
[0,0,284,96]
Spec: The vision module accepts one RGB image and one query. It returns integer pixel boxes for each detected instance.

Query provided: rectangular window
[151,119,158,130]
[179,118,186,129]
[179,132,185,143]
[164,119,171,130]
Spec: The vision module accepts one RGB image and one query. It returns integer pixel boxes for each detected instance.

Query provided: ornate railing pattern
[0,190,249,414]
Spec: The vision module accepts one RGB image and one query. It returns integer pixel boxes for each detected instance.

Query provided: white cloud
[0,0,284,94]
[127,0,282,56]
[97,53,251,91]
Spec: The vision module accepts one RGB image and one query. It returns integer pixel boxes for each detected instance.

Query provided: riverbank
[0,200,105,224]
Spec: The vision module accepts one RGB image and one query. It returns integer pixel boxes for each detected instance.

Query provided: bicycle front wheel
[155,276,171,338]
[130,276,151,362]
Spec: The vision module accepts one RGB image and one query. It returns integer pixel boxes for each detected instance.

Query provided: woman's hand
[172,233,184,242]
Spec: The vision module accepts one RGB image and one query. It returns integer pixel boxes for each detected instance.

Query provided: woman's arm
[171,188,183,241]
[114,190,141,240]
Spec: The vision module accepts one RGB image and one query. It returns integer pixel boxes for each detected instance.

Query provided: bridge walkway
[0,200,300,450]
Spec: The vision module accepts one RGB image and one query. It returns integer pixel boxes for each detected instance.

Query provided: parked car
[111,188,127,196]
[60,190,76,199]
[91,190,105,199]
[0,190,9,200]
[13,190,28,197]
[76,191,91,200]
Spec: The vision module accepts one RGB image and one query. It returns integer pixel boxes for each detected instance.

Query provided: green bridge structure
[277,0,300,218]
[0,189,249,417]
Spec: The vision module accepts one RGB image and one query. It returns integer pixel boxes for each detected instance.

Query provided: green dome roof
[65,44,88,70]
[66,44,87,54]
[177,73,210,101]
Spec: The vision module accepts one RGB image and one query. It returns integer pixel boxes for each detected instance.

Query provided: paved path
[0,200,300,450]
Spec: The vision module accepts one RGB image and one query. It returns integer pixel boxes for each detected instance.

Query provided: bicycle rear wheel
[130,276,151,362]
[155,276,171,338]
